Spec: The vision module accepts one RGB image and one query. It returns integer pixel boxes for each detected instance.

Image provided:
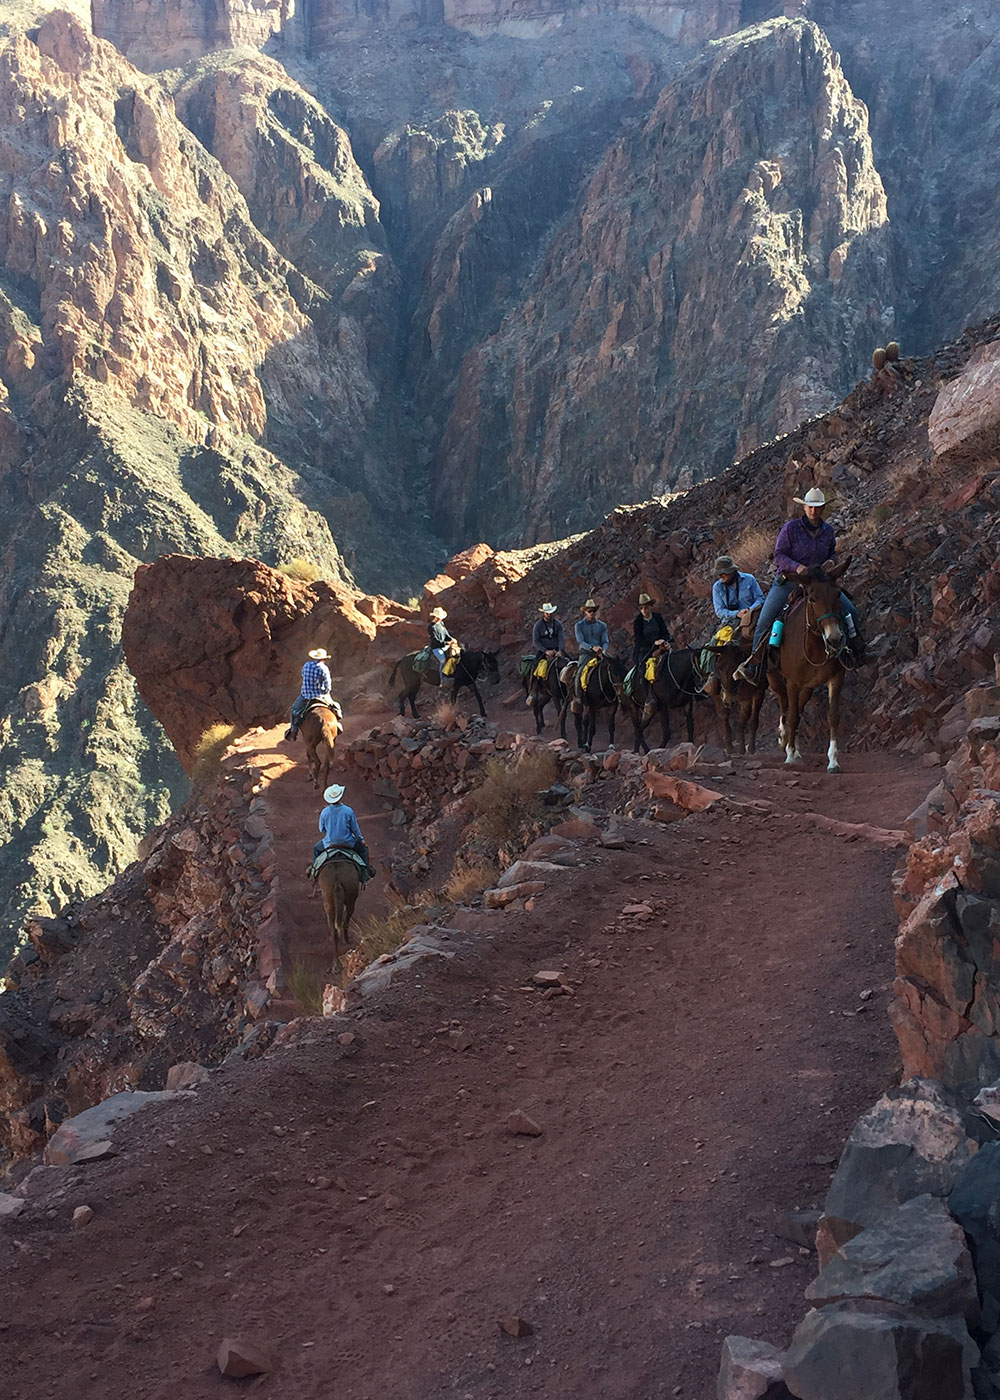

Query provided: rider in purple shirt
[735,488,864,682]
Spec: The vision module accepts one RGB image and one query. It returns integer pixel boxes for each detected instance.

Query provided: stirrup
[284,727,297,741]
[733,659,758,683]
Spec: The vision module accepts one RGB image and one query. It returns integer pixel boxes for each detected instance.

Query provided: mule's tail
[389,658,401,686]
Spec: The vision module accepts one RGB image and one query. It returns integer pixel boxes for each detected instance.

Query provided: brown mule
[317,857,360,970]
[704,609,767,756]
[299,705,341,790]
[768,561,851,773]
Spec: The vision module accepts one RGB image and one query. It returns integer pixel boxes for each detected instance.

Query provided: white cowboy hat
[323,784,345,804]
[638,592,653,605]
[308,648,331,660]
[539,602,558,614]
[793,487,829,507]
[582,599,598,610]
[430,606,447,619]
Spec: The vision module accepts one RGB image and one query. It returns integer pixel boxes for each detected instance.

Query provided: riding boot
[284,726,297,741]
[356,842,376,880]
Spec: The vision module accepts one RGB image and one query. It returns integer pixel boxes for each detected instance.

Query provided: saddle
[304,698,342,722]
[308,847,371,883]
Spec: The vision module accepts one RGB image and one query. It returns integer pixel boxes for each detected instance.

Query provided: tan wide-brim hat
[582,599,598,611]
[638,593,653,605]
[308,648,331,660]
[430,606,447,619]
[539,602,558,614]
[793,487,829,507]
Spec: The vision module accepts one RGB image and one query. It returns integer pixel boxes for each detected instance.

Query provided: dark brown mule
[299,705,340,790]
[769,561,851,772]
[390,649,500,718]
[629,648,699,753]
[526,658,569,736]
[573,656,625,752]
[317,857,360,969]
[703,611,767,755]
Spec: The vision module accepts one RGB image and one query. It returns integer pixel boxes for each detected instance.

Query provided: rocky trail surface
[0,732,934,1400]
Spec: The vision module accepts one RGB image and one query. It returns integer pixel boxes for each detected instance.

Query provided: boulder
[717,1336,791,1398]
[165,1062,210,1092]
[45,1091,185,1166]
[497,860,567,889]
[817,1080,977,1266]
[0,1193,25,1220]
[216,1336,273,1378]
[949,1143,1000,1333]
[806,1195,978,1323]
[783,1302,977,1400]
[929,341,1000,459]
[643,771,723,811]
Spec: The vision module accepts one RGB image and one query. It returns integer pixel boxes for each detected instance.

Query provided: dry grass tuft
[441,859,497,906]
[341,895,433,983]
[276,557,322,583]
[732,524,773,577]
[287,960,325,1015]
[432,697,458,729]
[468,750,558,852]
[191,722,240,794]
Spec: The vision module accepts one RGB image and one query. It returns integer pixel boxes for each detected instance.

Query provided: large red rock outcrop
[122,555,379,770]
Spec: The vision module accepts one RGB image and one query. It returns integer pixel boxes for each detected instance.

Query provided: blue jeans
[752,580,859,651]
[432,646,448,681]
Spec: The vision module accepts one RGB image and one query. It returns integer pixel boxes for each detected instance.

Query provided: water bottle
[769,618,784,647]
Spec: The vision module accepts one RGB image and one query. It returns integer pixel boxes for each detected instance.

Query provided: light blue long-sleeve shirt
[318,803,364,849]
[574,618,609,654]
[712,571,764,624]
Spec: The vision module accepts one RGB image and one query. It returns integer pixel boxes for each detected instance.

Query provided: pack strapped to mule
[712,624,735,645]
[579,656,599,691]
[533,657,550,680]
[308,847,371,883]
[413,646,431,672]
[622,665,637,697]
[518,653,536,677]
[443,654,458,677]
[644,654,658,682]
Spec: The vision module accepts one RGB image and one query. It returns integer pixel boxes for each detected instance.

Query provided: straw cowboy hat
[430,606,447,619]
[713,555,736,575]
[308,648,331,660]
[638,593,654,605]
[793,487,829,507]
[539,602,558,614]
[323,783,345,804]
[582,599,598,610]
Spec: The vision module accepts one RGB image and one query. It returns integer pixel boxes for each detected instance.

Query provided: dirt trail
[0,707,933,1400]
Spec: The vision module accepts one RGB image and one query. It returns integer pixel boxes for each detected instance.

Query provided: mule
[299,705,340,790]
[317,856,360,969]
[525,656,569,736]
[769,561,851,772]
[390,648,500,718]
[702,610,766,756]
[629,647,700,754]
[573,656,625,752]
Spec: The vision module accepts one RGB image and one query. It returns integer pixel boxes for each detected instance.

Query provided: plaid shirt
[301,659,332,699]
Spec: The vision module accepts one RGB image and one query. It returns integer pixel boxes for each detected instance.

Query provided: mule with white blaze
[768,561,853,772]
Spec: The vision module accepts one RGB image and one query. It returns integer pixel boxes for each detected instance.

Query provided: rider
[711,556,764,630]
[286,647,338,741]
[314,782,372,876]
[632,593,672,668]
[532,602,565,661]
[734,488,865,684]
[574,599,610,669]
[428,606,459,682]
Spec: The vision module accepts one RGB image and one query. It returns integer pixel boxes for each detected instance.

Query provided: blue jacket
[712,572,764,623]
[318,803,364,849]
[574,618,610,654]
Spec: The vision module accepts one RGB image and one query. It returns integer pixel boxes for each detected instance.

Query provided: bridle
[801,588,847,665]
[585,658,619,705]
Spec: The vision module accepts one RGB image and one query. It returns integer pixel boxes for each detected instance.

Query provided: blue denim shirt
[712,571,764,623]
[318,803,363,849]
[574,618,609,653]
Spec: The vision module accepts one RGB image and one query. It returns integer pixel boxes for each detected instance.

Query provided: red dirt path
[0,722,932,1400]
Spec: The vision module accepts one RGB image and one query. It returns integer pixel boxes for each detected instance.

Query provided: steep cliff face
[433,19,893,544]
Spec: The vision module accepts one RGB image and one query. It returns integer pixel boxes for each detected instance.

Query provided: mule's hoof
[785,753,803,766]
[827,762,841,774]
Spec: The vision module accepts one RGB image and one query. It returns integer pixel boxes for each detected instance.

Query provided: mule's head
[713,643,745,704]
[483,648,501,685]
[801,559,850,656]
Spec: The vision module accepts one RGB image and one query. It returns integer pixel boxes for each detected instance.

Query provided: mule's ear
[828,556,851,581]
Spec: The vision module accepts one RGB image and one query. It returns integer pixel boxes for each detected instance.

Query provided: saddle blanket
[309,847,370,883]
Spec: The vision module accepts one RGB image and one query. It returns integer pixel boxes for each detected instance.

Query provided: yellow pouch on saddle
[443,655,458,677]
[580,657,599,690]
[712,625,735,645]
[533,658,549,680]
[644,655,658,682]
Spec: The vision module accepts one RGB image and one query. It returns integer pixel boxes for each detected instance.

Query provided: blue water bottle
[769,618,784,647]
